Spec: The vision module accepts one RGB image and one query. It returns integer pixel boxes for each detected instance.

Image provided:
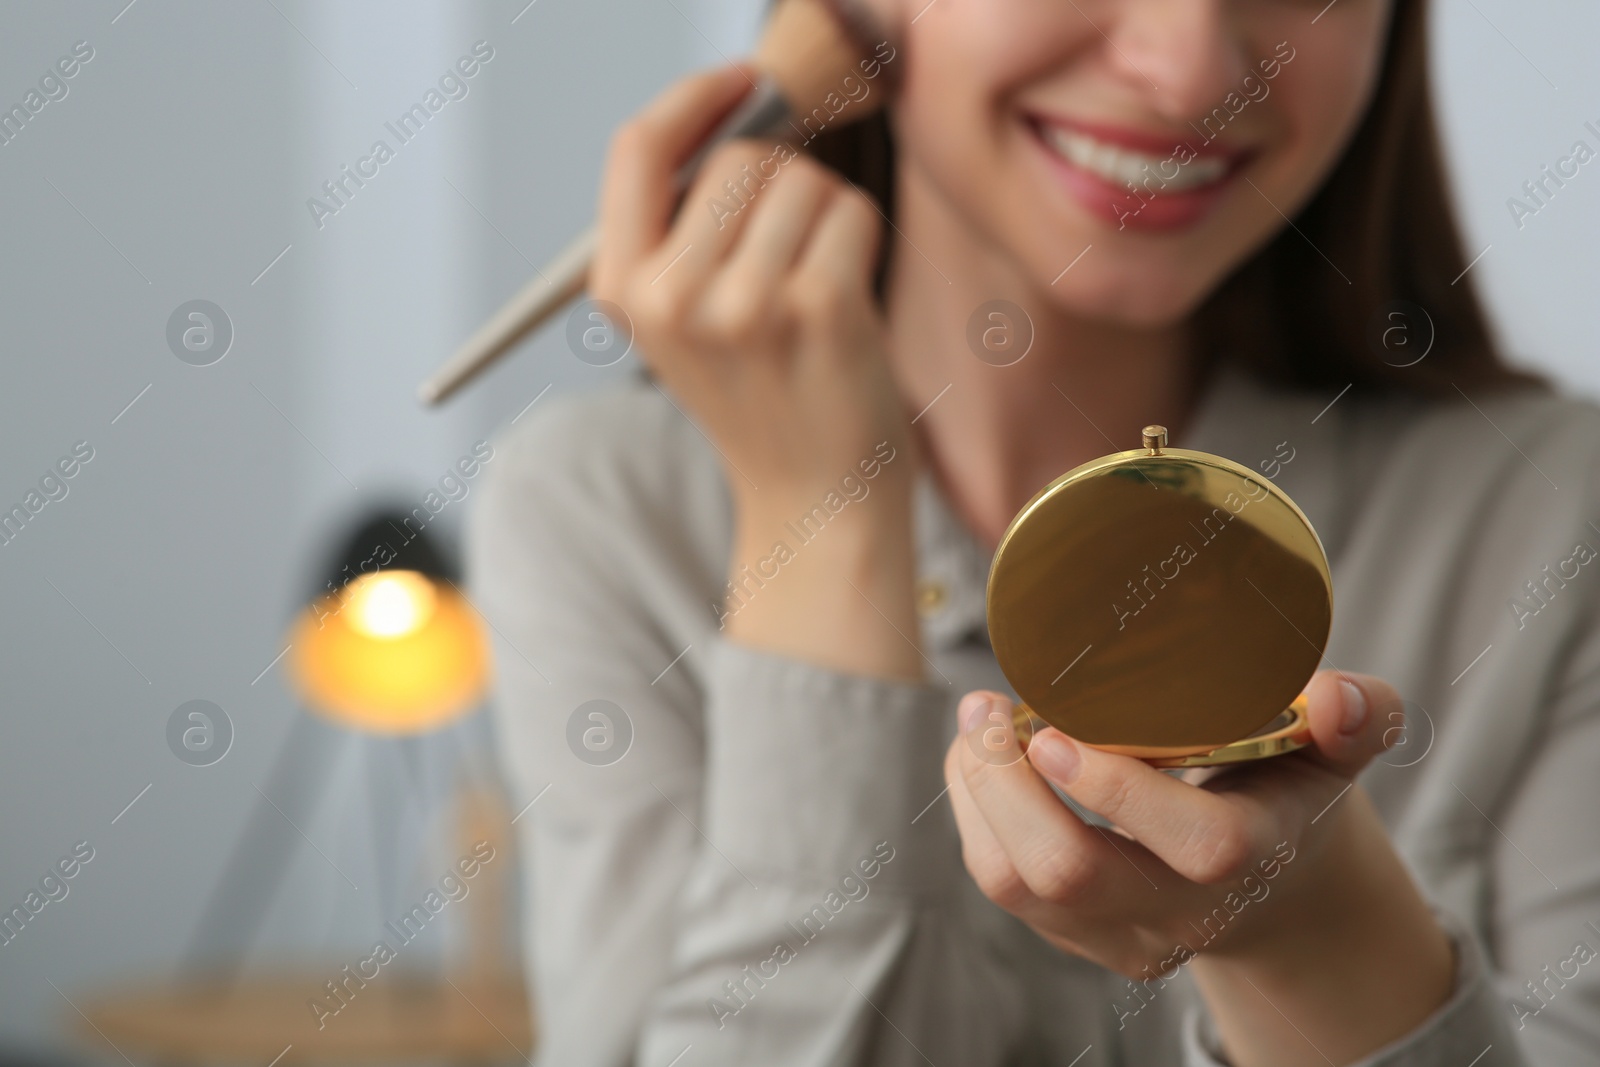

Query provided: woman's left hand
[945,670,1457,1066]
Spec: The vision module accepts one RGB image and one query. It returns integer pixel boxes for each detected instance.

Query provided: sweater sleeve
[1476,590,1600,1064]
[635,637,1025,1066]
[469,392,1026,1067]
[1180,662,1600,1067]
[1180,910,1525,1067]
[1180,592,1600,1066]
[468,395,713,1067]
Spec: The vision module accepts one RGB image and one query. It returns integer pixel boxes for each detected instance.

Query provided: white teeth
[1040,125,1229,193]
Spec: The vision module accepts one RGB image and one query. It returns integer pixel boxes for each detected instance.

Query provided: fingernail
[1029,731,1081,784]
[1338,679,1368,735]
[960,694,996,735]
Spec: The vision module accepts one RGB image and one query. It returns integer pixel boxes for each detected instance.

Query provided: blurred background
[0,0,1593,1063]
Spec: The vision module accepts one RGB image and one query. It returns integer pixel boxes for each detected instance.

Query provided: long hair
[806,0,1543,397]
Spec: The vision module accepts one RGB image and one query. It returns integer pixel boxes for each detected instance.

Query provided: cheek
[892,4,1094,232]
[1261,13,1386,167]
[895,0,1092,149]
[895,21,995,150]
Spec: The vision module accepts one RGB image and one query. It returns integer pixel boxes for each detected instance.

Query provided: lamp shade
[285,513,490,734]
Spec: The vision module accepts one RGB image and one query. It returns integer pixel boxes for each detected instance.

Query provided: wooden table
[74,973,535,1066]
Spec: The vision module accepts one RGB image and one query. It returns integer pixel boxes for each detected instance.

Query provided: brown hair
[807,0,1543,398]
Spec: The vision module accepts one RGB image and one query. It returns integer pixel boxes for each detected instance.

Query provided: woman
[472,0,1600,1063]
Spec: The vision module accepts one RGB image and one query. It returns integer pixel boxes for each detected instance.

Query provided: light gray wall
[0,0,744,1060]
[1433,0,1600,389]
[0,0,1592,1062]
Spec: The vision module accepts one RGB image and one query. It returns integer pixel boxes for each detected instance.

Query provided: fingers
[621,140,881,373]
[943,732,1034,913]
[1026,727,1263,885]
[651,142,828,334]
[594,64,754,297]
[780,188,882,355]
[792,184,883,310]
[594,61,885,362]
[627,141,774,340]
[946,673,1416,967]
[1301,670,1402,778]
[698,165,838,342]
[949,692,1120,908]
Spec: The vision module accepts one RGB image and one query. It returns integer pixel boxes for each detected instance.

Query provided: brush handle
[674,76,791,185]
[418,225,595,405]
[418,78,791,406]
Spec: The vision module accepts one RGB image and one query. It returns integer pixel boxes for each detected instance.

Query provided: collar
[911,363,1354,653]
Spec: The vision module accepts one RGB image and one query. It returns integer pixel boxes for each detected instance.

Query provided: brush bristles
[754,0,897,124]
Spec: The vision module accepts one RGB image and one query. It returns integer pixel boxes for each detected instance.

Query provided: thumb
[1300,670,1404,778]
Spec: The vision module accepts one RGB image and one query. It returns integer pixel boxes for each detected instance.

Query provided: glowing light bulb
[344,571,438,639]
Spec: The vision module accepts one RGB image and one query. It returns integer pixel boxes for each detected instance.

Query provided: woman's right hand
[589,65,926,682]
[591,64,910,511]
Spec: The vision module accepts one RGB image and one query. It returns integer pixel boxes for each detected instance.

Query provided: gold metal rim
[1010,694,1313,769]
[1145,694,1313,768]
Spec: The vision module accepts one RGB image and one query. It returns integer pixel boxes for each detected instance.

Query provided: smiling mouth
[1030,113,1254,191]
[1026,115,1256,230]
[1038,123,1232,193]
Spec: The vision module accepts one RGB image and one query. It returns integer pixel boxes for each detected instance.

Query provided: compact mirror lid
[985,428,1332,759]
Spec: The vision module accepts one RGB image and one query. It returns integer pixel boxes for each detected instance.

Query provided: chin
[1024,235,1223,328]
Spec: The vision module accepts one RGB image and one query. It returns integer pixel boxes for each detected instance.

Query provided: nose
[1101,0,1250,124]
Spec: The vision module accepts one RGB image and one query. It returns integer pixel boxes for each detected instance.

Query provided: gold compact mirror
[986,426,1331,768]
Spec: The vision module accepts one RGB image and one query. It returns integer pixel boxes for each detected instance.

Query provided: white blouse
[469,363,1600,1066]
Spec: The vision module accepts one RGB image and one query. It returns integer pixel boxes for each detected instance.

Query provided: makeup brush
[418,0,899,405]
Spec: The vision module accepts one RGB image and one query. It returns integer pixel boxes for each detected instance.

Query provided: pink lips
[1028,114,1255,232]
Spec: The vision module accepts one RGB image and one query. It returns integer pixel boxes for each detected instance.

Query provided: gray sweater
[469,363,1600,1066]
